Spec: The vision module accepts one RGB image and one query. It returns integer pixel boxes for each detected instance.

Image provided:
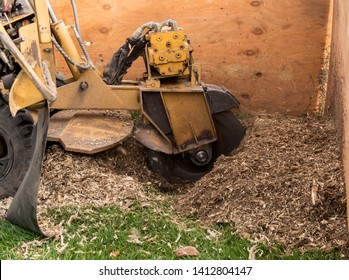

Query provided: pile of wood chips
[175,114,349,256]
[0,113,348,257]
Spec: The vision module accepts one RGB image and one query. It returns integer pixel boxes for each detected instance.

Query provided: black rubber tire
[147,111,245,183]
[0,95,34,199]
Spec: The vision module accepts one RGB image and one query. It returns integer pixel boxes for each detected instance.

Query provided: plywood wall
[50,0,331,115]
[327,0,349,231]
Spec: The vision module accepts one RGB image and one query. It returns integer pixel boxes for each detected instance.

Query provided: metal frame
[1,0,218,155]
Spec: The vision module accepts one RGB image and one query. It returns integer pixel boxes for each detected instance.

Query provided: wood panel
[327,0,349,231]
[50,0,331,115]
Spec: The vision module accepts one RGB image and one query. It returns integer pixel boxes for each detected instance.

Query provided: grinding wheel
[147,111,245,183]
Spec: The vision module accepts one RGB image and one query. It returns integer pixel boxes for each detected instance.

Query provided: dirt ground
[0,113,348,257]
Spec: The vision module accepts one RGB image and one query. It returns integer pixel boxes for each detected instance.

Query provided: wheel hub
[189,146,213,166]
[195,150,209,163]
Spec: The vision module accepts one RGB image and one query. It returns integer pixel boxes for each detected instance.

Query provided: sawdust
[0,113,348,257]
[35,139,164,235]
[175,114,349,255]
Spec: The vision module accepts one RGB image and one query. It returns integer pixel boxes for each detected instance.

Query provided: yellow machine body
[1,0,240,163]
[0,0,245,234]
[146,29,192,78]
[0,0,215,155]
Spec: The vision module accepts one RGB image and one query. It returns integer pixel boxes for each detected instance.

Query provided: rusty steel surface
[161,91,216,153]
[48,110,133,154]
[133,123,172,154]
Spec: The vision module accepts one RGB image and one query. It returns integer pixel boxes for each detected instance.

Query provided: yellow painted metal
[9,65,46,114]
[147,30,192,77]
[40,42,56,80]
[18,22,42,68]
[34,0,51,44]
[190,64,201,86]
[51,68,141,110]
[51,20,82,80]
[35,0,56,79]
[1,2,215,155]
[9,22,48,114]
[145,79,161,88]
[4,1,56,113]
[48,110,133,154]
[50,66,213,154]
[161,90,216,153]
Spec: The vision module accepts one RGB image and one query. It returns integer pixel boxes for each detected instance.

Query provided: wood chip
[0,114,347,257]
[175,114,349,255]
[175,246,199,257]
[109,250,121,257]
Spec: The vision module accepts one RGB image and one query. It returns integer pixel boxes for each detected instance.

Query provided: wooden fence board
[327,0,349,231]
[51,0,331,115]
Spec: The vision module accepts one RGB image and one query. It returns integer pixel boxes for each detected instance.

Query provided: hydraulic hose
[131,21,159,41]
[159,19,178,31]
[50,35,91,71]
[131,19,178,41]
[70,0,81,35]
[48,0,92,73]
[46,0,58,23]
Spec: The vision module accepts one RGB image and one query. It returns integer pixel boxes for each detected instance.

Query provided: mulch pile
[1,113,348,256]
[175,114,349,255]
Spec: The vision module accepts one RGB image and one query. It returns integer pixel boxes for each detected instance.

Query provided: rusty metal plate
[161,91,216,153]
[48,110,133,154]
[133,123,172,154]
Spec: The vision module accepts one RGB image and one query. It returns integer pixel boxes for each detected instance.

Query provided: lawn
[0,200,341,260]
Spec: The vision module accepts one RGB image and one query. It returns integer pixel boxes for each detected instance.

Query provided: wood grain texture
[50,0,331,115]
[327,0,349,231]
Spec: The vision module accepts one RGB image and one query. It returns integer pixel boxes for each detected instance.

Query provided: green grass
[0,221,40,259]
[131,111,141,121]
[0,200,342,260]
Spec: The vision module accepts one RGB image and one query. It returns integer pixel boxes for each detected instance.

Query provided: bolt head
[196,150,208,163]
[80,81,89,91]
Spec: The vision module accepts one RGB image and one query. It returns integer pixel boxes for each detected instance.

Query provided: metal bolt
[195,150,208,163]
[166,42,171,48]
[43,48,52,54]
[175,53,182,59]
[80,81,89,91]
[173,34,179,39]
[159,55,165,61]
[156,36,162,42]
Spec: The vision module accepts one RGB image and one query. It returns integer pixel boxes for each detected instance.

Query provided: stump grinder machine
[0,0,245,233]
